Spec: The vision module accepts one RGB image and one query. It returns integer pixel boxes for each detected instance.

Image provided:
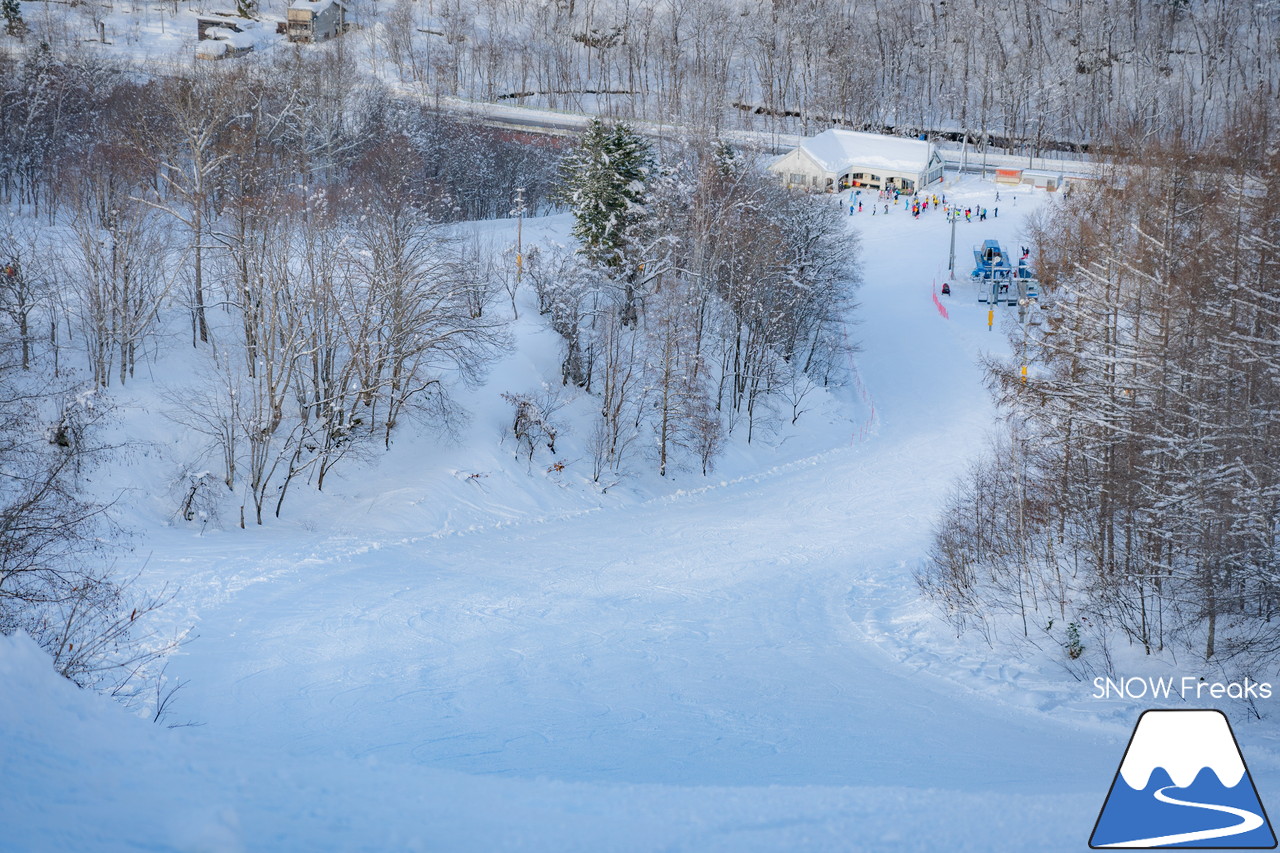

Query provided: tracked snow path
[4,184,1144,851]
[167,188,1111,795]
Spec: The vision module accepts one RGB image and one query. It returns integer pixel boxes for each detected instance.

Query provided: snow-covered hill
[3,178,1278,851]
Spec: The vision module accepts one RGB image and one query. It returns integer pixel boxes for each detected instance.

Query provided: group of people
[847,187,947,217]
[950,205,995,222]
[844,188,1007,226]
[909,193,945,218]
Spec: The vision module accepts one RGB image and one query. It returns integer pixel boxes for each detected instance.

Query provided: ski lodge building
[770,129,944,194]
[286,0,349,42]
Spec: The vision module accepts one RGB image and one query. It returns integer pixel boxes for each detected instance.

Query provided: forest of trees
[535,120,857,481]
[396,0,1279,155]
[0,42,859,702]
[918,102,1280,686]
[6,0,1278,156]
[0,50,552,525]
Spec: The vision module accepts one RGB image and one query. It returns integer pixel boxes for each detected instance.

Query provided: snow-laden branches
[922,133,1280,680]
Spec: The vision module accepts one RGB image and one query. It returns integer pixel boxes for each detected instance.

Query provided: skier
[993,207,998,218]
[941,282,951,296]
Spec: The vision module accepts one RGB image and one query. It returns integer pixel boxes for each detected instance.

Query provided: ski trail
[1099,785,1265,848]
[159,185,1119,798]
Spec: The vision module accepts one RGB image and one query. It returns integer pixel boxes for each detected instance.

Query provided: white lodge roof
[799,129,934,175]
[289,0,344,12]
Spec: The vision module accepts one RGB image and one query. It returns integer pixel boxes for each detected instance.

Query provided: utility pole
[980,125,989,181]
[514,186,526,284]
[1018,295,1031,381]
[948,205,958,280]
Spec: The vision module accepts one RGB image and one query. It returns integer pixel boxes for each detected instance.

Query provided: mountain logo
[1090,709,1277,849]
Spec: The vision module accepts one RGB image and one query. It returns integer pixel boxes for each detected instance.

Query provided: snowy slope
[3,178,1278,852]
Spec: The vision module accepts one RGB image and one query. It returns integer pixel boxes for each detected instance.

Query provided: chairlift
[974,240,1038,306]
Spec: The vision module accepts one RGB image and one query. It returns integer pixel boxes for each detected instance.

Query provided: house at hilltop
[286,0,349,43]
[770,128,944,195]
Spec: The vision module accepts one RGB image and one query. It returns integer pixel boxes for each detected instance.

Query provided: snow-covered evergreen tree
[557,119,651,272]
[1,0,24,37]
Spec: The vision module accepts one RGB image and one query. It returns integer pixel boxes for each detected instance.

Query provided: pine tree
[2,0,26,38]
[557,118,651,271]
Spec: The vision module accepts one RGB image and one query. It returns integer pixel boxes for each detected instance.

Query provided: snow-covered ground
[3,178,1277,851]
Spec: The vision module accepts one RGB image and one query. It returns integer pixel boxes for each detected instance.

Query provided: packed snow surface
[2,177,1277,851]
